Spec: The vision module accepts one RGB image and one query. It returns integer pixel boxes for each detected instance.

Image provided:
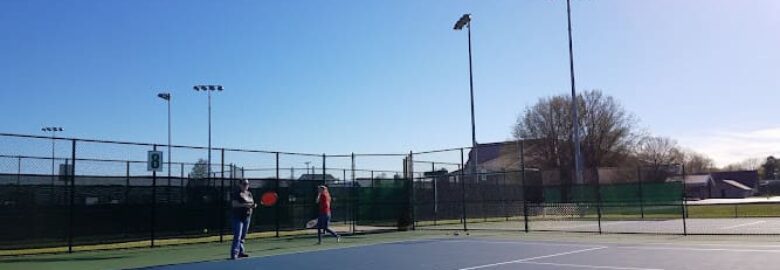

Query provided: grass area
[687,203,780,218]
[0,231,447,270]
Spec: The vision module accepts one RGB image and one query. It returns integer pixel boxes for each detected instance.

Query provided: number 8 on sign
[148,151,163,172]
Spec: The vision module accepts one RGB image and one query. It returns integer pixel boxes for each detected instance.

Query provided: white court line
[516,261,663,270]
[618,246,780,253]
[457,247,606,270]
[552,221,639,230]
[445,239,602,248]
[720,221,766,230]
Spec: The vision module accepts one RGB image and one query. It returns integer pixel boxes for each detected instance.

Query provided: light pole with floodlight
[193,85,223,182]
[566,0,584,185]
[42,127,63,185]
[454,14,479,178]
[157,92,172,186]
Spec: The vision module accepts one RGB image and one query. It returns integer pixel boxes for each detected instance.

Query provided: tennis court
[141,236,780,270]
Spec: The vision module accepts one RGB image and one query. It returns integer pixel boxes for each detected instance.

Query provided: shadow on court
[1,255,129,263]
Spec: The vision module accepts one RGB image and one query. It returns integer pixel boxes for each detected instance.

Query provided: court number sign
[148,151,163,172]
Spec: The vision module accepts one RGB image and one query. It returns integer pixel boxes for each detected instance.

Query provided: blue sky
[1,0,778,168]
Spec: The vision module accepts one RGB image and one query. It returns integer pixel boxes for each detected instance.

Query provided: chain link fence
[2,132,779,254]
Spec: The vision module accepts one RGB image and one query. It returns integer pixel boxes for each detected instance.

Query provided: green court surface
[0,231,443,270]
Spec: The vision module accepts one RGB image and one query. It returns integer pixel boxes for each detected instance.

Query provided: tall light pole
[42,127,63,185]
[157,92,172,186]
[454,14,479,178]
[566,0,584,185]
[193,85,223,182]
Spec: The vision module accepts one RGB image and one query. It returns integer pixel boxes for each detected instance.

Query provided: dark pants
[317,213,338,243]
[230,215,251,259]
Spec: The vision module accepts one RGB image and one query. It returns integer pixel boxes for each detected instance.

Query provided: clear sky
[1,0,778,168]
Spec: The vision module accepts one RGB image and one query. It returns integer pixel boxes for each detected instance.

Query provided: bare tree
[513,90,639,200]
[513,90,638,170]
[722,158,762,171]
[682,151,715,174]
[636,136,683,167]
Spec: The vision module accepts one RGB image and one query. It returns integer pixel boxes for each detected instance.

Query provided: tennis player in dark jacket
[230,179,256,259]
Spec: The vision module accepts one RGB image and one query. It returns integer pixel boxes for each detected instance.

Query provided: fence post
[681,164,688,236]
[502,171,508,221]
[595,170,603,235]
[351,153,356,234]
[342,169,347,226]
[16,156,21,185]
[409,151,416,230]
[432,162,437,226]
[275,152,280,237]
[180,162,185,222]
[126,161,131,238]
[521,168,529,233]
[321,154,326,185]
[460,148,468,232]
[520,140,529,233]
[637,166,644,219]
[67,139,76,253]
[151,144,157,248]
[219,149,225,242]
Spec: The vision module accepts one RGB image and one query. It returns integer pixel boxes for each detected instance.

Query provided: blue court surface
[140,237,780,270]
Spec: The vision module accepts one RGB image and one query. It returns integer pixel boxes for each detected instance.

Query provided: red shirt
[319,192,331,215]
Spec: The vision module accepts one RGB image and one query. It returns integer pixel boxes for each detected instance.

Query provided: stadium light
[453,14,479,178]
[41,126,63,185]
[193,85,224,180]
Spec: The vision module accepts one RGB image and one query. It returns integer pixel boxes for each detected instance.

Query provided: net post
[67,139,76,253]
[275,152,280,237]
[219,148,225,242]
[460,148,468,232]
[151,144,157,248]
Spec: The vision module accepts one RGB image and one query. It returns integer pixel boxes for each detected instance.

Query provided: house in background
[667,174,718,200]
[711,171,759,198]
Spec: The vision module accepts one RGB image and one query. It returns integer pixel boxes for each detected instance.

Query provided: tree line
[513,90,777,180]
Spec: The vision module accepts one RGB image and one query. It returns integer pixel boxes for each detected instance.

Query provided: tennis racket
[305,218,318,229]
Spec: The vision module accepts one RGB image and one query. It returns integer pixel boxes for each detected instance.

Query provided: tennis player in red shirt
[316,185,340,244]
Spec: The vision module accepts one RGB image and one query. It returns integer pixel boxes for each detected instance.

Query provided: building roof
[722,179,752,191]
[667,174,716,187]
[465,139,545,172]
[711,171,759,188]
